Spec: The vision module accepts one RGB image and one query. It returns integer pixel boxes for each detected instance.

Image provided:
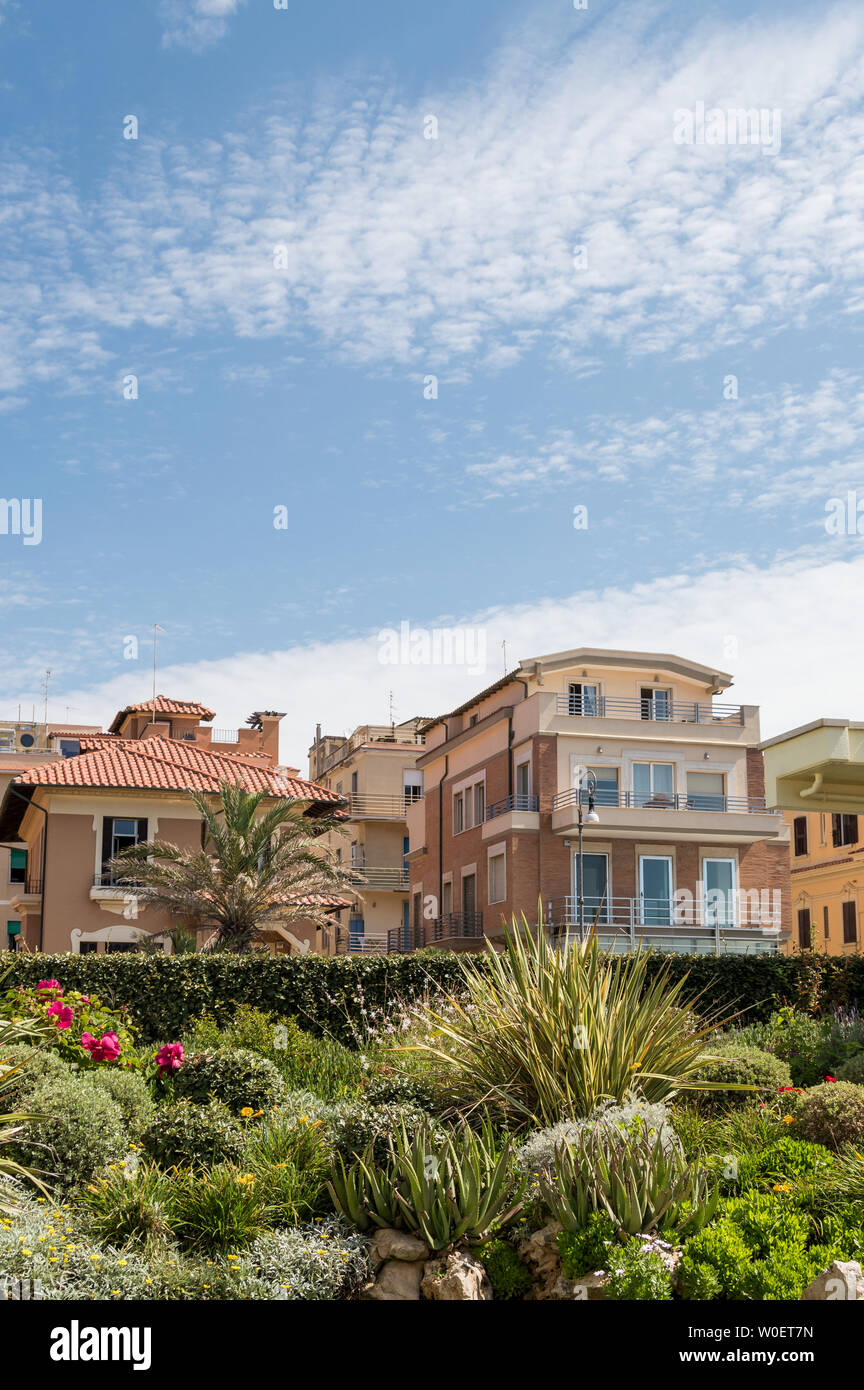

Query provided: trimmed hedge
[2,949,863,1047]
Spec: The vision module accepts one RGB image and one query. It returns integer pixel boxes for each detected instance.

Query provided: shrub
[724,1008,831,1087]
[478,1238,533,1299]
[691,1046,792,1107]
[794,1081,864,1150]
[677,1218,754,1300]
[836,1052,864,1085]
[328,1119,523,1250]
[13,1073,126,1191]
[362,1070,441,1113]
[171,1048,284,1115]
[410,924,732,1126]
[239,1219,370,1300]
[0,982,136,1070]
[558,1211,617,1278]
[0,1044,69,1112]
[606,1240,672,1300]
[170,1164,269,1254]
[141,1099,245,1168]
[87,1069,154,1132]
[81,1160,175,1244]
[244,1113,333,1226]
[323,1099,436,1165]
[733,1137,834,1192]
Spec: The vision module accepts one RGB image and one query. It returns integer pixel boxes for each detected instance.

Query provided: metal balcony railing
[344,793,415,819]
[93,872,144,890]
[210,728,239,743]
[555,695,745,725]
[315,725,426,777]
[387,911,484,952]
[486,793,540,819]
[540,895,781,955]
[345,859,410,890]
[552,789,777,815]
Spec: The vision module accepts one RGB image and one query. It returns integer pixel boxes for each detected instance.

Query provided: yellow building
[785,808,862,955]
[308,719,427,953]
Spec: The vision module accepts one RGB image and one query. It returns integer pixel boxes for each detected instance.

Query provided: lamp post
[576,769,600,941]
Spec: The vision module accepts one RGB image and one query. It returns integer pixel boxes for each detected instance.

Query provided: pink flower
[46,1001,74,1030]
[81,1031,121,1063]
[155,1042,184,1073]
[80,996,90,1005]
[37,979,62,995]
[825,1075,837,1083]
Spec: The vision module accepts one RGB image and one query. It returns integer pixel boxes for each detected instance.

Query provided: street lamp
[576,769,600,941]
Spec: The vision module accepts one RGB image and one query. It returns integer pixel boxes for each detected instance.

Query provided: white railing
[345,793,417,819]
[542,895,781,955]
[315,725,426,776]
[210,728,239,743]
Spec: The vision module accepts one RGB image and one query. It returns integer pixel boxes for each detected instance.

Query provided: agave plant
[539,1120,718,1238]
[328,1119,524,1251]
[406,918,740,1126]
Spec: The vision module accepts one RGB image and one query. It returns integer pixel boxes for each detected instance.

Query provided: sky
[1,0,864,767]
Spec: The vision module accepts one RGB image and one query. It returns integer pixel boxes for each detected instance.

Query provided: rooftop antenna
[152,624,165,723]
[42,669,51,727]
[388,689,396,729]
[501,640,508,675]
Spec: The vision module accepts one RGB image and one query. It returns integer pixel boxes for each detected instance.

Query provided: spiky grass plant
[405,917,738,1126]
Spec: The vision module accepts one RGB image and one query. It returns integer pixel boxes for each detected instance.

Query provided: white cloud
[43,549,864,769]
[4,4,864,399]
[159,0,247,51]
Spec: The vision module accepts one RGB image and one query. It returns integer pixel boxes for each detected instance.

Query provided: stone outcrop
[421,1250,492,1301]
[359,1228,431,1301]
[802,1260,864,1301]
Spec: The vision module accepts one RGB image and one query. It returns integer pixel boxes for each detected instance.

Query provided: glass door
[702,857,737,928]
[639,855,673,925]
[568,682,598,716]
[632,762,675,808]
[572,851,609,923]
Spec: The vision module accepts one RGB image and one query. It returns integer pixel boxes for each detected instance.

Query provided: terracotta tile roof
[290,893,353,909]
[15,738,344,805]
[108,696,216,733]
[46,725,103,738]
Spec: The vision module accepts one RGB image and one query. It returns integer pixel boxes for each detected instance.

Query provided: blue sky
[2,0,864,763]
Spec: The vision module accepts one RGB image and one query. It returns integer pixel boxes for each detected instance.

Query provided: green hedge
[2,949,862,1047]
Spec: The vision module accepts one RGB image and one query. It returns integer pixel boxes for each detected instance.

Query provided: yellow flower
[240,1107,254,1118]
[21,1249,32,1256]
[773,1182,792,1193]
[782,1114,796,1124]
[117,1260,127,1266]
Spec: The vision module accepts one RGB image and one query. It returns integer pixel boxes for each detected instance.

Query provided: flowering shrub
[691,1045,792,1107]
[171,1048,284,1115]
[238,1219,370,1300]
[0,982,135,1070]
[516,1092,677,1176]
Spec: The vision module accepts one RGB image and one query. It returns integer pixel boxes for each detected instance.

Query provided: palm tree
[108,779,348,953]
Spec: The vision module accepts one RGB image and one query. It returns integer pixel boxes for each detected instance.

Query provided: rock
[802,1260,864,1302]
[517,1222,563,1283]
[363,1259,424,1301]
[421,1250,493,1301]
[369,1228,430,1268]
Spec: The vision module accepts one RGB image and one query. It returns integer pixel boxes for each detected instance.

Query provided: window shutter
[136,819,148,845]
[101,817,114,869]
[797,909,811,949]
[843,901,858,944]
[832,814,841,848]
[850,816,859,845]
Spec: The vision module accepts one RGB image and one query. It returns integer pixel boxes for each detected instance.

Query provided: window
[686,771,725,812]
[9,849,26,884]
[351,771,358,797]
[793,817,808,857]
[823,904,830,941]
[843,901,858,944]
[59,739,80,758]
[442,879,452,916]
[515,762,531,801]
[474,783,486,825]
[641,687,672,721]
[586,765,619,807]
[412,893,422,932]
[6,920,21,948]
[820,814,827,845]
[568,682,598,716]
[797,909,812,949]
[100,817,147,884]
[639,855,673,924]
[453,793,464,834]
[833,814,858,847]
[633,762,674,806]
[703,858,737,928]
[488,850,506,905]
[403,770,424,802]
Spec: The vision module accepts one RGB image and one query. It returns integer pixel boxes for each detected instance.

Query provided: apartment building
[406,648,792,955]
[786,809,862,954]
[308,718,427,953]
[0,696,345,955]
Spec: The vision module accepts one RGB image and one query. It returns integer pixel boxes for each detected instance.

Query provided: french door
[572,851,609,924]
[639,855,673,925]
[702,857,737,928]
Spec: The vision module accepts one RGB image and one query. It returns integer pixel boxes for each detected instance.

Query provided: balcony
[316,725,426,777]
[9,876,42,909]
[344,793,420,820]
[345,857,410,890]
[555,695,745,724]
[486,794,540,819]
[387,911,485,952]
[90,872,145,909]
[551,788,784,844]
[542,895,781,955]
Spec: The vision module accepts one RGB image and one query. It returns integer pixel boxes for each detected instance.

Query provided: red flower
[825,1075,837,1083]
[81,1031,121,1063]
[46,1001,74,1030]
[37,979,62,995]
[155,1042,184,1073]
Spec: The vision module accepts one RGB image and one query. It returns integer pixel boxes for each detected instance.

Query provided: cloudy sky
[1,0,863,765]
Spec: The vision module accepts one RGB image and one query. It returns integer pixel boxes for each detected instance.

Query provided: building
[786,809,862,954]
[308,719,427,953]
[0,696,346,955]
[405,648,791,955]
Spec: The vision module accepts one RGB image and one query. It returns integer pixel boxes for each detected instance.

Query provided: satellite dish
[19,733,35,747]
